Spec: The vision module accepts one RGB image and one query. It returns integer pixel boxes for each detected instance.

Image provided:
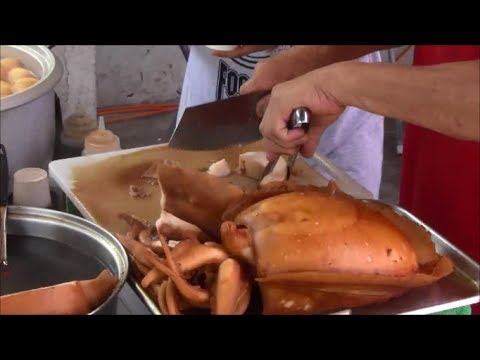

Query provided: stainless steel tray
[49,143,373,315]
[353,201,479,314]
[127,201,479,315]
[49,144,479,315]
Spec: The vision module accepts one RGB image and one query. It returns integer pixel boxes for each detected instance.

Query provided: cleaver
[168,91,374,199]
[168,91,268,150]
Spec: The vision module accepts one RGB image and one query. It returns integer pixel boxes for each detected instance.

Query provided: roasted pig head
[220,182,454,315]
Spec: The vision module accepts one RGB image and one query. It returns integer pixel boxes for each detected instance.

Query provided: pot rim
[1,45,63,112]
[6,205,129,315]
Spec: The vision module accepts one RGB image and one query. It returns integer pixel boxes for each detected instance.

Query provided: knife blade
[168,91,269,150]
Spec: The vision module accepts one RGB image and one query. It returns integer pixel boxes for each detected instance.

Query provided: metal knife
[169,94,372,198]
[168,91,269,150]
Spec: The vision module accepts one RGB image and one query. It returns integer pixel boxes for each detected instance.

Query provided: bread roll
[8,67,37,84]
[1,57,23,73]
[0,66,8,81]
[11,77,38,93]
[0,80,12,97]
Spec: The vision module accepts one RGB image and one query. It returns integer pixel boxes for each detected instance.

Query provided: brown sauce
[71,142,328,235]
[0,235,104,296]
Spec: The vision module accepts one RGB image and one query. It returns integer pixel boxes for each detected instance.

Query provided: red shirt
[399,46,480,265]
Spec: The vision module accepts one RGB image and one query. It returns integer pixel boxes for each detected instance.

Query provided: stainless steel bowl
[4,206,129,315]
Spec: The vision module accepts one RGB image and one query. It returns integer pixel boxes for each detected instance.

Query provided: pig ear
[220,221,255,265]
[211,258,252,315]
[156,161,244,239]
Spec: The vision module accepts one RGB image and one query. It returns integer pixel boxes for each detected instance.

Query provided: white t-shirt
[176,46,384,198]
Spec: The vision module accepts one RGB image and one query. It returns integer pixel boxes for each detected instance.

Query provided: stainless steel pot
[3,206,129,315]
[0,45,63,194]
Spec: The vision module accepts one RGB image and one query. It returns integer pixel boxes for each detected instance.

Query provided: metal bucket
[1,45,63,195]
[2,206,129,314]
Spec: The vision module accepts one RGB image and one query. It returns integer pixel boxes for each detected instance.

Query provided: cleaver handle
[288,107,311,132]
[286,107,311,178]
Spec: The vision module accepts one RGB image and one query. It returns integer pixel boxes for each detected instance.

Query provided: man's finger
[259,92,309,148]
[266,152,279,162]
[240,78,270,95]
[299,124,326,157]
[240,63,272,95]
[300,137,322,158]
[262,138,298,159]
[255,94,271,117]
[274,127,307,147]
[262,138,280,162]
[211,45,274,59]
[262,132,306,152]
[211,48,246,58]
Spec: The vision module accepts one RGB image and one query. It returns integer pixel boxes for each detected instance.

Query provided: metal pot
[0,45,63,194]
[3,206,129,314]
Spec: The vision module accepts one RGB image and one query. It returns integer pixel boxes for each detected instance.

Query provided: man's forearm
[327,60,480,141]
[291,45,395,69]
[316,45,395,63]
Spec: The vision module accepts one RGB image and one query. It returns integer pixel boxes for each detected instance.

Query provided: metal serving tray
[49,145,479,315]
[126,201,480,315]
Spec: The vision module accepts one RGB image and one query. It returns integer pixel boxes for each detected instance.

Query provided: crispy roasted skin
[222,181,327,222]
[221,182,454,315]
[151,159,453,315]
[236,191,419,277]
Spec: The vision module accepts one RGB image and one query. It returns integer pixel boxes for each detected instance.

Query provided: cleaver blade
[168,91,268,150]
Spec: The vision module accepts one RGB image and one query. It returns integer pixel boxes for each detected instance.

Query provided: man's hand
[259,65,345,161]
[240,46,327,116]
[210,45,275,58]
[261,58,480,158]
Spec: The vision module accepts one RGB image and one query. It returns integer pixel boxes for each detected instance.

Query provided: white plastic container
[13,167,52,208]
